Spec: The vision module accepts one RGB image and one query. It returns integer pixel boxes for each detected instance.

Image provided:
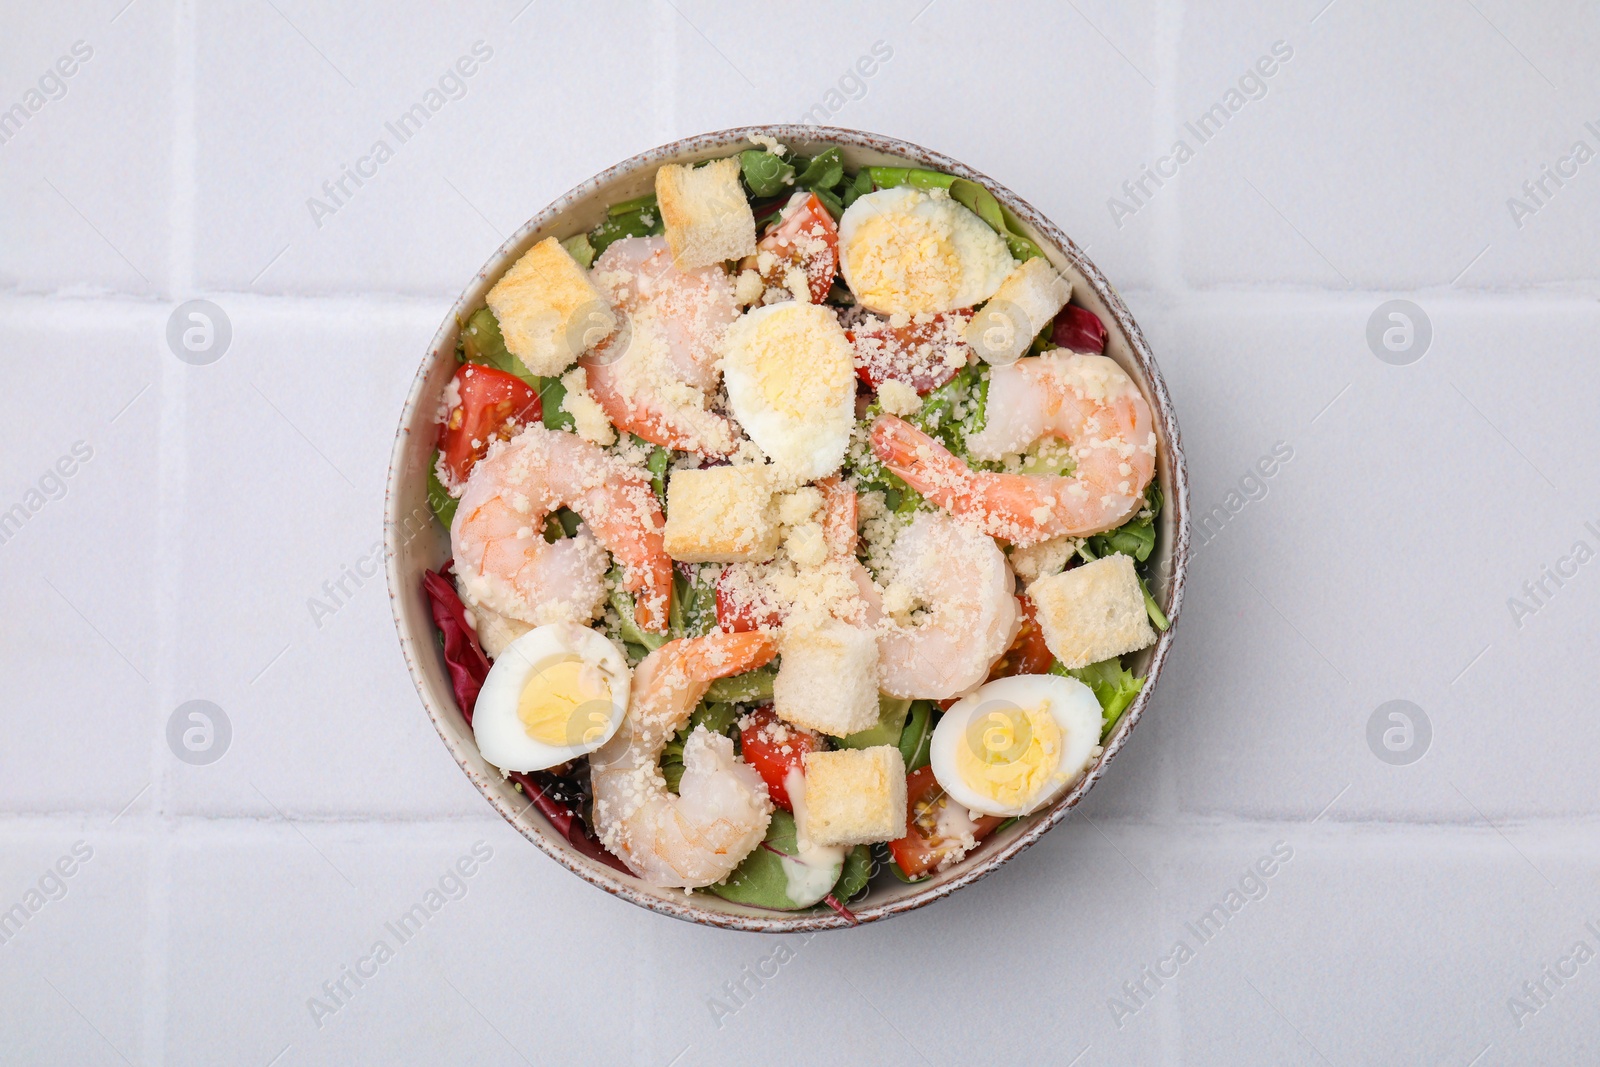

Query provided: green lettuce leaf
[898,700,935,771]
[426,451,457,528]
[1086,483,1162,563]
[590,194,663,256]
[607,563,668,654]
[794,147,845,191]
[669,567,717,640]
[834,696,911,750]
[833,845,874,902]
[740,149,795,197]
[561,233,596,269]
[705,667,776,705]
[1052,658,1143,738]
[537,375,575,433]
[706,810,844,910]
[459,307,537,386]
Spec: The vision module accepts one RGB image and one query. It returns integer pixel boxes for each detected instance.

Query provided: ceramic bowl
[385,125,1189,931]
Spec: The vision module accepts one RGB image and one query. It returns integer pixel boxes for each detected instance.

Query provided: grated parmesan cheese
[877,379,922,416]
[559,367,616,446]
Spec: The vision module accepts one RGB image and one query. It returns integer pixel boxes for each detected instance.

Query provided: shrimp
[870,351,1157,546]
[817,474,882,627]
[454,581,532,660]
[451,423,672,633]
[872,511,1020,700]
[817,474,858,558]
[581,236,740,455]
[590,631,778,887]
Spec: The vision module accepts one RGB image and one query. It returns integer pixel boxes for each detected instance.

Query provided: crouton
[655,159,757,269]
[1028,554,1155,669]
[773,620,880,736]
[965,256,1072,365]
[662,465,780,563]
[485,236,613,378]
[800,746,907,847]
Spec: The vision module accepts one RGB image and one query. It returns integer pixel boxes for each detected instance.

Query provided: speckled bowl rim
[386,125,1189,932]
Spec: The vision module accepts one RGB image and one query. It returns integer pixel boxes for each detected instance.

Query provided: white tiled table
[3,2,1597,1064]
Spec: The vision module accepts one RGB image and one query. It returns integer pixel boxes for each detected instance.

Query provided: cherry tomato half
[714,568,784,633]
[850,309,973,395]
[738,706,821,812]
[757,192,839,304]
[887,766,1005,878]
[437,363,541,485]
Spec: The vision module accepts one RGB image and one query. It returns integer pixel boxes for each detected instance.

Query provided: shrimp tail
[869,415,963,499]
[817,474,858,558]
[869,415,1042,544]
[670,630,779,690]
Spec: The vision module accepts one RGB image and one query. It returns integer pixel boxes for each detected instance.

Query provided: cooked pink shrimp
[815,474,882,626]
[590,632,778,887]
[817,474,858,557]
[873,511,1020,699]
[581,236,739,455]
[451,424,672,633]
[870,352,1157,546]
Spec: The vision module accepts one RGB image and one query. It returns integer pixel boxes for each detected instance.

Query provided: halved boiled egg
[837,186,1015,317]
[928,674,1101,818]
[472,623,631,773]
[720,301,856,480]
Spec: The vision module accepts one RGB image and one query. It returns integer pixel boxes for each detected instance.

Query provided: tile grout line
[1150,0,1186,303]
[139,0,199,1061]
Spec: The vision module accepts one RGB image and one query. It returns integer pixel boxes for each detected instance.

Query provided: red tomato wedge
[714,568,783,633]
[437,363,541,485]
[887,767,1005,878]
[849,309,973,395]
[756,192,839,304]
[738,706,820,812]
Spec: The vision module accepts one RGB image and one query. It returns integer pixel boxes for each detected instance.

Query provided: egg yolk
[747,305,854,418]
[848,213,961,316]
[956,701,1064,810]
[518,657,612,747]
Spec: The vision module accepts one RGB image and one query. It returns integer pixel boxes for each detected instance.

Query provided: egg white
[471,623,631,773]
[928,674,1102,818]
[837,186,1015,317]
[720,301,856,481]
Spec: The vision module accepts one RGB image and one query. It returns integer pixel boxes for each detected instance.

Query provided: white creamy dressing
[782,767,845,903]
[930,798,981,868]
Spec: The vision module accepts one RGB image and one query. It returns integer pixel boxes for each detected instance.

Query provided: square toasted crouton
[965,256,1072,364]
[1028,554,1155,669]
[662,465,780,563]
[485,236,611,378]
[774,620,880,736]
[801,746,907,847]
[655,159,757,269]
